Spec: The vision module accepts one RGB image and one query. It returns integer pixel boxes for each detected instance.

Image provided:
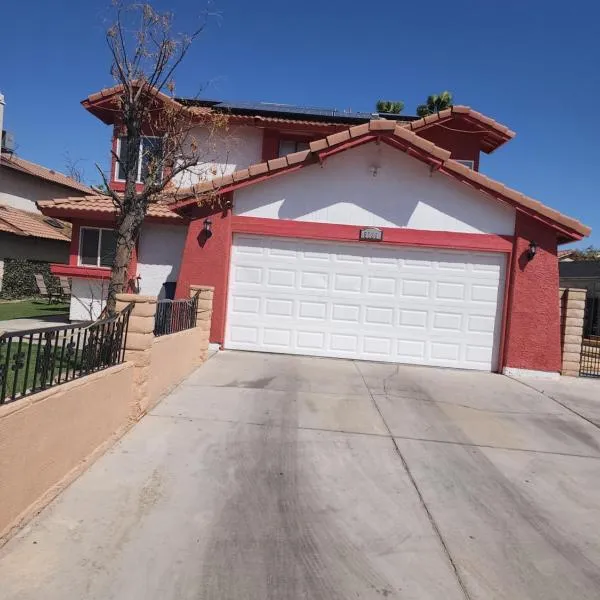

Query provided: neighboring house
[560,259,600,297]
[0,152,95,292]
[559,259,600,335]
[0,91,95,290]
[38,84,591,377]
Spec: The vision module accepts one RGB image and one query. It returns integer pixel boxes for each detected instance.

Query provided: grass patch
[1,341,41,400]
[0,300,69,321]
[1,332,121,402]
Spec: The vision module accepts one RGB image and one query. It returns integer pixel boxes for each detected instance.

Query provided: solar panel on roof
[215,100,376,120]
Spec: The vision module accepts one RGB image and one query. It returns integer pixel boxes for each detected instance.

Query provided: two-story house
[38,84,590,377]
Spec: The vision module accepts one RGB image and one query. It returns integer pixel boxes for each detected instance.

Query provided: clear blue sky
[1,0,598,246]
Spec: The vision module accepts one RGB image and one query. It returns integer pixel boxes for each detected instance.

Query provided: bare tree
[64,152,86,183]
[98,1,227,314]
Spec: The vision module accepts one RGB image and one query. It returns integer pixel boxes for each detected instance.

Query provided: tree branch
[94,163,123,211]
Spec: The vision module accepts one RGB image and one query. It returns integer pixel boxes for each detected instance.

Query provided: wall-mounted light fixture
[527,240,537,261]
[370,165,380,177]
[203,218,213,239]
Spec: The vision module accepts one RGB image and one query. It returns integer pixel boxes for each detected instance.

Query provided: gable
[233,143,516,236]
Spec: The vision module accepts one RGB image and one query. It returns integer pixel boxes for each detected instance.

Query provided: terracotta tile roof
[1,152,95,195]
[83,82,515,155]
[0,204,71,241]
[82,82,208,125]
[227,114,362,128]
[174,120,590,241]
[402,106,515,153]
[37,194,183,220]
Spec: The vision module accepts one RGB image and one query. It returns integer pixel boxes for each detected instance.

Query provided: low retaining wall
[149,327,206,406]
[0,362,136,541]
[0,283,215,545]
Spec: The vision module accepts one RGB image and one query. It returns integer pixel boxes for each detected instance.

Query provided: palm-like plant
[416,91,453,117]
[376,100,405,114]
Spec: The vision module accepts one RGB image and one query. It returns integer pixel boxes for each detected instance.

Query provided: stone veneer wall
[559,287,586,376]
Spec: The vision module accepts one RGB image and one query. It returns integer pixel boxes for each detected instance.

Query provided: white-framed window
[455,159,475,170]
[79,227,118,268]
[115,136,164,183]
[278,139,311,157]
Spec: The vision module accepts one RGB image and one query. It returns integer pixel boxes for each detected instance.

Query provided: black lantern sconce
[527,240,537,261]
[203,218,213,239]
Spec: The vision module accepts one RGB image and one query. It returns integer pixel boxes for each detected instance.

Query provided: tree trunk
[105,206,145,316]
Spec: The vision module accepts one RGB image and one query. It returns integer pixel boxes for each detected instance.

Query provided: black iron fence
[0,304,133,404]
[580,293,600,377]
[154,292,199,337]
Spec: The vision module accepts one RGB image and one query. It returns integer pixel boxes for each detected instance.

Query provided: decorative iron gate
[580,293,600,377]
[153,291,199,337]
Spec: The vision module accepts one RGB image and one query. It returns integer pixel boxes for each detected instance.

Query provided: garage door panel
[226,236,506,371]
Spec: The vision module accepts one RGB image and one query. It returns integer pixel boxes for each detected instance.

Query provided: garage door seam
[353,361,472,600]
[508,376,600,432]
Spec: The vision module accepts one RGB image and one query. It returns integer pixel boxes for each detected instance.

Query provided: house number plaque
[359,227,383,242]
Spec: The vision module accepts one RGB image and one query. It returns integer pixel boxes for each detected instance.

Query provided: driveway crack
[353,361,473,600]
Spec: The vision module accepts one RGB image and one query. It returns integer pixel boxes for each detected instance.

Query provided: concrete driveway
[1,351,600,599]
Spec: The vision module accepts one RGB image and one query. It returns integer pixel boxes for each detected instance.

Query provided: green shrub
[0,259,61,300]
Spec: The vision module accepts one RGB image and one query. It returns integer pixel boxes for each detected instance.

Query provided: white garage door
[225,235,506,371]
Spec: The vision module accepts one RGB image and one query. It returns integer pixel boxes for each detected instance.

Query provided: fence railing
[0,304,133,404]
[153,292,199,337]
[580,293,600,377]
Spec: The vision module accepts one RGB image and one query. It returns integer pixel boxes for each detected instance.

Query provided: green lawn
[1,332,119,402]
[1,341,41,400]
[0,300,69,321]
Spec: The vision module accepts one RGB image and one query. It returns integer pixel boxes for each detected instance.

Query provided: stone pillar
[115,293,157,418]
[190,285,214,361]
[559,288,586,376]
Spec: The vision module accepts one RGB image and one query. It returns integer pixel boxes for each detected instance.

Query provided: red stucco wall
[175,206,232,344]
[503,212,561,373]
[174,206,563,371]
[418,127,482,170]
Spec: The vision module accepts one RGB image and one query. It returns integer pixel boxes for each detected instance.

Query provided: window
[116,136,164,183]
[278,139,311,157]
[79,227,118,268]
[455,159,475,170]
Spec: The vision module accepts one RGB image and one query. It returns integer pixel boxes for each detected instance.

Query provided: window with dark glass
[116,136,163,182]
[79,228,118,268]
[80,228,100,266]
[140,136,164,182]
[278,139,311,157]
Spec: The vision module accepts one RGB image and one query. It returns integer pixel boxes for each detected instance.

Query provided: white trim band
[503,367,560,380]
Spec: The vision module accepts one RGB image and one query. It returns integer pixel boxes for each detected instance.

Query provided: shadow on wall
[233,143,516,234]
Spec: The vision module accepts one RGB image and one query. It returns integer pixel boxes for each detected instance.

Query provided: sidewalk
[0,315,71,334]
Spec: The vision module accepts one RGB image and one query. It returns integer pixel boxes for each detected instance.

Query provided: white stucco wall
[233,143,516,236]
[69,279,108,321]
[137,223,187,298]
[172,126,263,188]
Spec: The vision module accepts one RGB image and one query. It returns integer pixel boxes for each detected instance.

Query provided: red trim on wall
[231,216,514,253]
[262,130,280,161]
[51,264,112,280]
[59,220,139,291]
[496,248,514,373]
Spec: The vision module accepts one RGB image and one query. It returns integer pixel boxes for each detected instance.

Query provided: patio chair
[34,273,55,303]
[59,276,71,300]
